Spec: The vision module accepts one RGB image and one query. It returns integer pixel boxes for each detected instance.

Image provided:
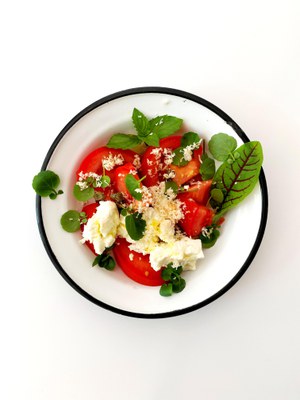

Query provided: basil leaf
[125,174,142,200]
[148,115,183,139]
[171,147,189,167]
[143,131,160,147]
[125,213,146,240]
[32,170,62,198]
[181,132,200,147]
[213,141,263,217]
[132,108,149,137]
[208,133,237,161]
[200,154,215,180]
[73,184,95,201]
[107,133,142,149]
[60,210,81,232]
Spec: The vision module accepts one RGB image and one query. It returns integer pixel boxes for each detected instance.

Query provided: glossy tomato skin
[171,142,203,186]
[159,135,182,149]
[177,180,212,205]
[178,198,213,238]
[76,147,137,180]
[80,203,99,254]
[113,238,164,286]
[114,162,140,200]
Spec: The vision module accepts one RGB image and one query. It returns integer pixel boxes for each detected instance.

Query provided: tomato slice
[114,162,140,200]
[177,180,212,205]
[80,203,99,254]
[159,135,182,149]
[113,238,164,286]
[76,147,137,181]
[140,146,160,186]
[171,142,203,186]
[178,198,213,238]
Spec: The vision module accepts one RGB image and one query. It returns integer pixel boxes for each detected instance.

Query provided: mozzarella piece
[81,201,119,255]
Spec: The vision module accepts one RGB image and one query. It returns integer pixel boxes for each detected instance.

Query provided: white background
[1,1,299,399]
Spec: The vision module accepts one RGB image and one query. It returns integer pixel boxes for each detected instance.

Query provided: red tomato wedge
[80,203,99,254]
[177,180,212,205]
[76,147,137,181]
[159,135,182,149]
[178,198,213,238]
[139,146,160,186]
[171,159,200,186]
[114,163,140,200]
[113,238,164,286]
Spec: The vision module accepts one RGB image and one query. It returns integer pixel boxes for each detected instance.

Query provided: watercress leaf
[208,133,237,161]
[100,175,110,188]
[125,174,142,201]
[120,208,128,216]
[148,115,183,139]
[164,181,178,194]
[200,155,215,180]
[49,193,57,200]
[159,283,173,297]
[200,229,220,249]
[171,147,189,167]
[213,141,263,215]
[143,131,160,147]
[92,254,116,270]
[132,108,149,137]
[210,188,224,203]
[172,277,186,293]
[60,210,81,232]
[125,213,146,241]
[161,267,173,281]
[73,184,94,201]
[181,132,200,147]
[107,133,142,149]
[32,170,61,197]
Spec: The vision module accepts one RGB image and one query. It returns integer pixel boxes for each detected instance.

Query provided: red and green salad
[33,108,263,296]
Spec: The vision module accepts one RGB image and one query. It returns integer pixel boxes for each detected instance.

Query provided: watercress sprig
[60,210,87,232]
[125,174,146,200]
[32,170,63,200]
[107,108,183,149]
[160,264,186,296]
[92,251,115,270]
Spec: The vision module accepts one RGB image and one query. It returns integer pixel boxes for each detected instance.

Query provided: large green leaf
[213,141,263,219]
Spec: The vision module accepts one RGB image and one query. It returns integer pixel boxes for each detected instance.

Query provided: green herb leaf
[120,208,128,216]
[164,181,178,194]
[92,253,116,270]
[100,175,111,188]
[171,147,189,167]
[181,132,200,147]
[143,132,160,147]
[107,133,142,150]
[213,141,263,218]
[73,184,95,201]
[172,277,186,293]
[210,188,224,203]
[200,154,216,180]
[159,283,173,296]
[208,133,237,161]
[132,108,149,137]
[125,174,142,200]
[200,228,220,248]
[60,210,81,232]
[148,115,183,139]
[32,170,63,199]
[125,213,146,240]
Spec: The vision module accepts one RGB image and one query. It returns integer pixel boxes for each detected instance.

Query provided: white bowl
[36,87,268,318]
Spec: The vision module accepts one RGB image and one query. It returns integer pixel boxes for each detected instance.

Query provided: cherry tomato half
[113,238,164,286]
[178,198,213,238]
[177,180,212,205]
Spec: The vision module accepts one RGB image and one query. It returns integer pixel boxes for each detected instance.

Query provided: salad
[33,108,263,296]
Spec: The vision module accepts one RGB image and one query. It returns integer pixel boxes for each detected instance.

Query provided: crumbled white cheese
[149,237,204,271]
[102,153,124,171]
[81,201,120,254]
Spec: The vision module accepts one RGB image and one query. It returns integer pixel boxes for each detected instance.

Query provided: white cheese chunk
[81,201,120,255]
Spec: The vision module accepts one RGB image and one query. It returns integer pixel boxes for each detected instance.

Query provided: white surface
[1,0,299,399]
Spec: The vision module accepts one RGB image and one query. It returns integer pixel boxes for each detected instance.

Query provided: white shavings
[146,159,153,166]
[163,170,176,180]
[76,171,102,190]
[150,148,162,158]
[163,148,174,165]
[133,154,141,169]
[102,153,124,171]
[182,141,202,161]
[129,169,137,175]
[201,226,213,238]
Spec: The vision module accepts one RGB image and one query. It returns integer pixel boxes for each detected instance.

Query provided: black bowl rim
[36,86,268,319]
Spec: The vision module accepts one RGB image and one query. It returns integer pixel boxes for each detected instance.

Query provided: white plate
[36,87,268,318]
